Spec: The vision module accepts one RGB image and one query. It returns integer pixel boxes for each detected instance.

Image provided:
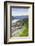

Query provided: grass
[19,19,28,37]
[19,26,28,37]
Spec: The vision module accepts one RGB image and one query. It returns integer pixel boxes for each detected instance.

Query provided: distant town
[11,16,28,37]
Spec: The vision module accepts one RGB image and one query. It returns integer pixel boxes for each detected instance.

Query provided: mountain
[11,16,28,20]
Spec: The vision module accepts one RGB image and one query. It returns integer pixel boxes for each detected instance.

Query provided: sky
[11,8,29,23]
[12,8,29,16]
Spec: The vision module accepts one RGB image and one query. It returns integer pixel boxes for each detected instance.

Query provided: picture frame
[4,1,34,44]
